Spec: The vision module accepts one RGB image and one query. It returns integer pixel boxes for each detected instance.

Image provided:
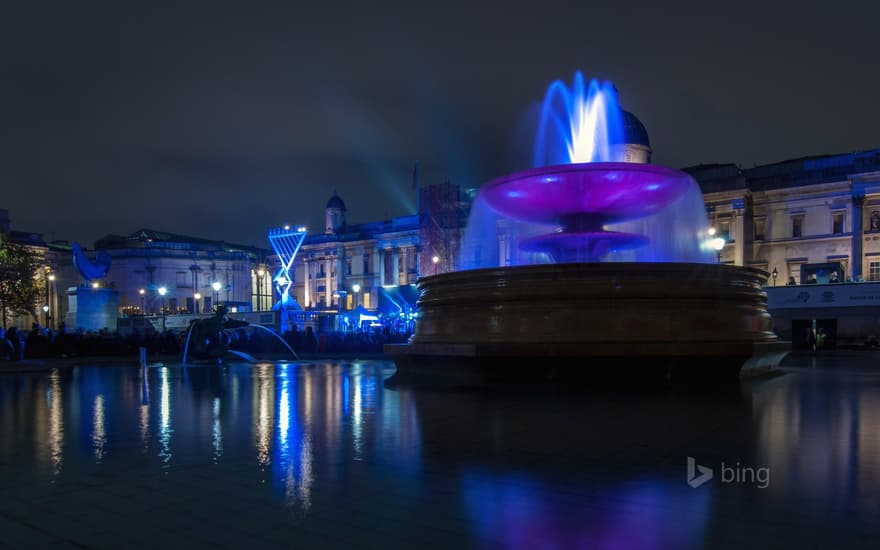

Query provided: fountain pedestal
[386,263,789,386]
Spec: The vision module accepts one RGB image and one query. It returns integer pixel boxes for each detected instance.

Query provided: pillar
[324,257,332,308]
[853,191,865,280]
[392,249,400,286]
[304,260,311,309]
[400,247,408,285]
[378,250,385,286]
[374,250,383,287]
[733,212,745,266]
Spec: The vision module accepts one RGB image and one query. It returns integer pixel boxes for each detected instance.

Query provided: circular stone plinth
[387,263,787,385]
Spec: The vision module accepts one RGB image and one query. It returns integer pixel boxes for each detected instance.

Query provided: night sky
[3,2,879,248]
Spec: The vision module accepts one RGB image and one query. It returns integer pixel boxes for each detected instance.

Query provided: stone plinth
[65,286,120,332]
[386,263,790,386]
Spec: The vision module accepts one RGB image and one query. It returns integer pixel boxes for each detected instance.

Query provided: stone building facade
[688,150,880,283]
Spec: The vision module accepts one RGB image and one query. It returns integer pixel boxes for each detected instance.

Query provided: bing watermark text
[687,457,770,489]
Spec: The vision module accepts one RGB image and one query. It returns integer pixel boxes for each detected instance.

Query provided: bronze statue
[186,306,249,360]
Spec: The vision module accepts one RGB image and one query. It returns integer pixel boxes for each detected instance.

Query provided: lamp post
[351,284,361,331]
[46,271,55,328]
[158,286,167,330]
[256,266,265,312]
[352,283,361,308]
[432,255,440,275]
[194,292,202,314]
[712,237,726,263]
[212,281,222,310]
[139,288,145,314]
[771,268,778,287]
[707,229,725,263]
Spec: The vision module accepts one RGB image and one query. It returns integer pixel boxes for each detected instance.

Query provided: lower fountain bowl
[386,263,789,387]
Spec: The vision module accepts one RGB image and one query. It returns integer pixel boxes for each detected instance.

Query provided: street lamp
[711,237,726,263]
[352,283,361,309]
[194,292,202,314]
[432,255,440,275]
[45,271,54,328]
[771,268,778,287]
[212,281,222,309]
[256,266,266,312]
[139,288,145,314]
[158,287,167,326]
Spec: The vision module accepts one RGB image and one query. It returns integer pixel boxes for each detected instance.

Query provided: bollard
[139,346,147,368]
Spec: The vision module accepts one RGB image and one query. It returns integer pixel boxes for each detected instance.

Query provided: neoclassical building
[88,229,276,316]
[688,149,880,283]
[291,194,422,314]
[0,209,61,330]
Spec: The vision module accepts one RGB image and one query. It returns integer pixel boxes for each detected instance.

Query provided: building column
[400,247,408,285]
[733,212,745,266]
[303,260,311,309]
[324,257,332,308]
[853,192,865,280]
[336,254,345,299]
[375,251,384,287]
[392,249,400,286]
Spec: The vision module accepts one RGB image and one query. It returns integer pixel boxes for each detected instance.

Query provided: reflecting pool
[1,355,880,548]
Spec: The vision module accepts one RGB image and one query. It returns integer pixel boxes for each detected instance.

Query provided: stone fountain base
[385,263,790,387]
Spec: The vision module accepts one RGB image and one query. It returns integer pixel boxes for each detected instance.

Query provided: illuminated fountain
[387,72,788,385]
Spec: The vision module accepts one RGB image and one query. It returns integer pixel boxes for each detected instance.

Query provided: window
[363,254,370,274]
[870,262,880,282]
[832,212,845,235]
[347,260,352,275]
[788,263,803,284]
[176,271,189,287]
[792,215,804,238]
[754,219,765,241]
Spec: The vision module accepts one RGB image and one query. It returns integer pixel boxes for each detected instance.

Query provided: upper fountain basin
[482,162,694,226]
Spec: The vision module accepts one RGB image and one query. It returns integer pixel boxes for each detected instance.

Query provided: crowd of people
[0,321,411,362]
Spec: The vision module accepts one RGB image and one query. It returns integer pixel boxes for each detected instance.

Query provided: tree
[0,235,43,328]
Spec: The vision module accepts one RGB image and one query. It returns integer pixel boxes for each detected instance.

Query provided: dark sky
[3,1,879,248]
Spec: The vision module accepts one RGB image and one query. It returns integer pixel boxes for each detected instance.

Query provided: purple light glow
[457,72,716,268]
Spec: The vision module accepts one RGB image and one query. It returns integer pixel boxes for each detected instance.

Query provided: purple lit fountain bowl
[481,163,694,261]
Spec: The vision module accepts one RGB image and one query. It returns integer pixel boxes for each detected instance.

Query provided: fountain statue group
[386,71,789,385]
[182,306,298,364]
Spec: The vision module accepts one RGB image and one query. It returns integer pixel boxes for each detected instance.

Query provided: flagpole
[413,160,420,216]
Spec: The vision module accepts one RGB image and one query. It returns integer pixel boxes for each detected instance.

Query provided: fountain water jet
[387,72,788,386]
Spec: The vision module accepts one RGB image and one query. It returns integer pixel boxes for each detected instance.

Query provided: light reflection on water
[1,359,880,546]
[158,366,172,466]
[91,394,106,462]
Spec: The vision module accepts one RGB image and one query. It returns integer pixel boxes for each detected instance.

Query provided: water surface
[1,354,879,548]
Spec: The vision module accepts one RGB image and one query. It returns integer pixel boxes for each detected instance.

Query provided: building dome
[326,193,347,211]
[621,110,650,148]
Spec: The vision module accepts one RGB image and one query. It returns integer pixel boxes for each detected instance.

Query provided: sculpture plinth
[65,286,120,332]
[386,263,789,386]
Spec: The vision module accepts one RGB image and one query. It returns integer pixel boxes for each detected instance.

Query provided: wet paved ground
[1,352,879,549]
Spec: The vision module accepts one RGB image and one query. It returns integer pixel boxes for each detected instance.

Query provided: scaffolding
[418,181,473,275]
